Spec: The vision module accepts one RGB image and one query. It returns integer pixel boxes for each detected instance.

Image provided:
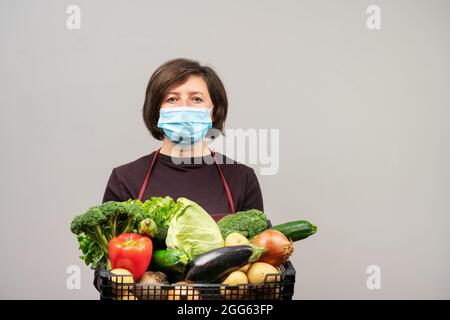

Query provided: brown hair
[143,58,228,140]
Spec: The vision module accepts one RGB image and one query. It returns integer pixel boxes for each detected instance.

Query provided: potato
[239,263,251,273]
[247,262,279,284]
[220,271,248,299]
[167,281,201,300]
[110,268,134,284]
[110,268,134,296]
[135,271,169,300]
[225,233,250,246]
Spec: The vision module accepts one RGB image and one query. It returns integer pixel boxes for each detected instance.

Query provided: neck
[159,138,211,158]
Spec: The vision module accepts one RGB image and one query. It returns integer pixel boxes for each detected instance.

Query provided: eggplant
[185,245,258,283]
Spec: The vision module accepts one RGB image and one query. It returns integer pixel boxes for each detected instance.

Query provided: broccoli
[77,234,105,270]
[70,206,109,252]
[70,201,147,270]
[101,201,146,238]
[217,209,269,239]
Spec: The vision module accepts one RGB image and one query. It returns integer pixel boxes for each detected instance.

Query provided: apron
[137,148,236,222]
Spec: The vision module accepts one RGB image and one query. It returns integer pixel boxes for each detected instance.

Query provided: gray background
[1,0,449,299]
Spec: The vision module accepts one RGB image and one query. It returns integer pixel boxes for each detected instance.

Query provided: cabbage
[166,198,224,260]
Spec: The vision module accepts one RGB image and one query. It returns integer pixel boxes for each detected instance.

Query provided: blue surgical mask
[157,106,213,145]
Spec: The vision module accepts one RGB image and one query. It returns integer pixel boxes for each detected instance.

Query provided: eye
[192,96,204,102]
[166,97,177,103]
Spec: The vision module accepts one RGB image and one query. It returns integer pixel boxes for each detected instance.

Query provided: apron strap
[211,152,236,214]
[137,148,161,201]
[137,148,236,214]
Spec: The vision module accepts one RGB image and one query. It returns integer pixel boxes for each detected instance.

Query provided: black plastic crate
[99,260,296,300]
[99,219,297,300]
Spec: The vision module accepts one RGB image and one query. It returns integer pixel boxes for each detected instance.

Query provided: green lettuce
[126,196,178,227]
[127,197,180,245]
[166,198,224,260]
[142,196,180,228]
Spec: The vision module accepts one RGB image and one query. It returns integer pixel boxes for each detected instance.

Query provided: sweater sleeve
[102,169,125,203]
[241,168,264,212]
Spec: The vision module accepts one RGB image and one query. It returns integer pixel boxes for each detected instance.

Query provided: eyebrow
[166,91,205,96]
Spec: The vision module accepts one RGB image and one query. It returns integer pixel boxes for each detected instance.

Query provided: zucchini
[150,249,189,274]
[269,220,317,241]
[185,245,266,283]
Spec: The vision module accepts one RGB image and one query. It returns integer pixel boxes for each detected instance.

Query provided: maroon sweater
[102,151,264,214]
[94,151,264,291]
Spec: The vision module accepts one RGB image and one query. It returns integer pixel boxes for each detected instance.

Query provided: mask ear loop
[209,105,215,122]
[206,105,217,153]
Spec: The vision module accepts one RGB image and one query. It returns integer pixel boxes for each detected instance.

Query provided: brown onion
[252,230,294,266]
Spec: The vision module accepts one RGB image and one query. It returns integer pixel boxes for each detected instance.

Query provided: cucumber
[269,220,317,241]
[152,227,168,250]
[150,249,189,274]
[185,245,266,284]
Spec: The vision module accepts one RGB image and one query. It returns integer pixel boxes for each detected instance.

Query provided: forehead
[167,75,209,94]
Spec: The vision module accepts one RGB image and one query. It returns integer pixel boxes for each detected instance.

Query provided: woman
[94,58,264,290]
[102,58,264,215]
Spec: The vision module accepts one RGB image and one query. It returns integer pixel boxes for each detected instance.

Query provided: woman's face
[160,75,213,109]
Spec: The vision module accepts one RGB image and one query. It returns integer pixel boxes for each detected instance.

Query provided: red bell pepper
[108,233,153,280]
